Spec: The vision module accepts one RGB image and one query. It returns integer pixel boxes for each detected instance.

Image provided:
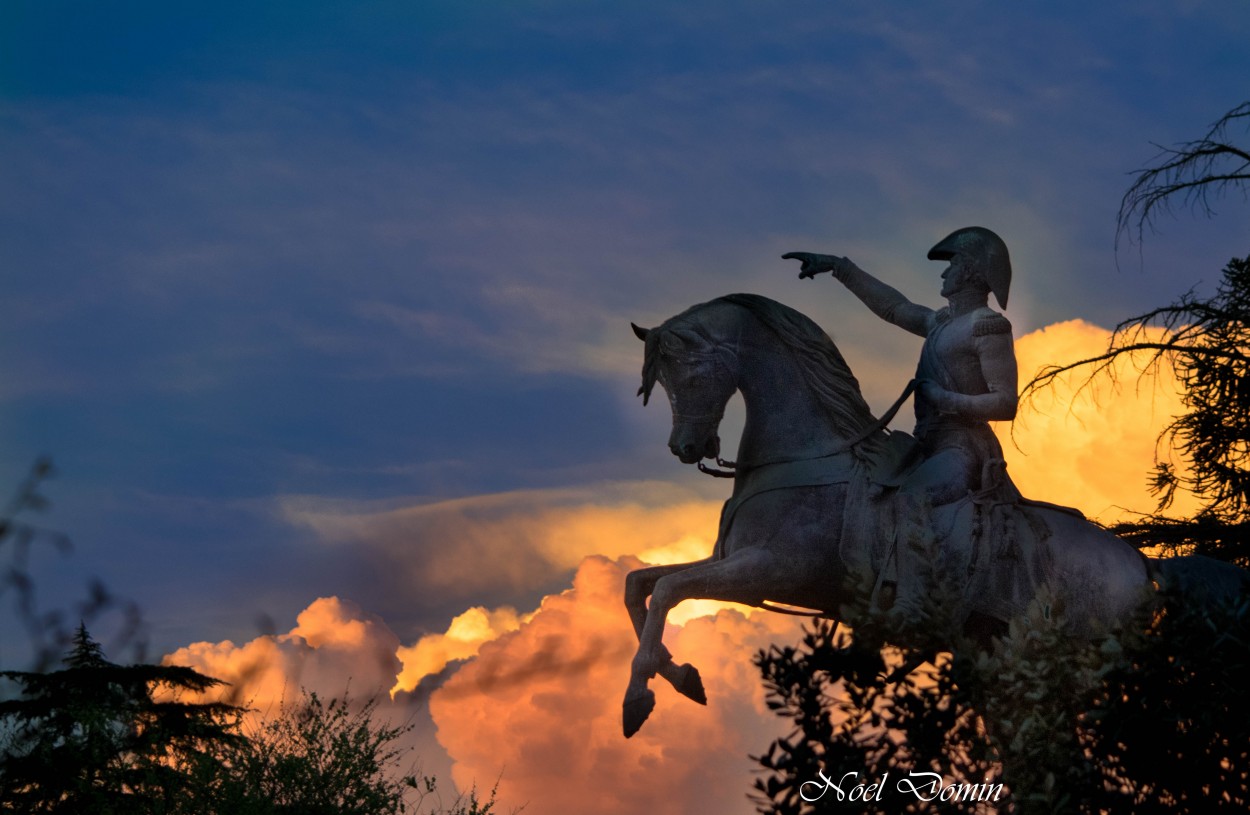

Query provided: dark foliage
[216,691,436,815]
[0,631,504,815]
[753,590,1250,815]
[752,621,1000,815]
[1082,590,1250,813]
[193,687,504,815]
[0,625,242,814]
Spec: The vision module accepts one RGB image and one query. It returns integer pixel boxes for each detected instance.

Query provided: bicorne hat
[927,226,1011,309]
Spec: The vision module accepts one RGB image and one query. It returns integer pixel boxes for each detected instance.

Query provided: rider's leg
[890,449,975,625]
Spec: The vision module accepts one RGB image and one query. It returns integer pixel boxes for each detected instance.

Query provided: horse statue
[621,293,1246,737]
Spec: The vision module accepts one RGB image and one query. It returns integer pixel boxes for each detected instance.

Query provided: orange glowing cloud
[999,319,1198,522]
[163,596,459,788]
[392,605,529,696]
[279,482,724,603]
[427,555,806,815]
[164,596,401,708]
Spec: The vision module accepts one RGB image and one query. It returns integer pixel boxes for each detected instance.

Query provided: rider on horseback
[784,227,1018,623]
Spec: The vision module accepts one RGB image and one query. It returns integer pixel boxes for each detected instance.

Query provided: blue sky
[3,0,1249,663]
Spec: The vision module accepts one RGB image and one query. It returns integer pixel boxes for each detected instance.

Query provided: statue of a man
[784,227,1018,620]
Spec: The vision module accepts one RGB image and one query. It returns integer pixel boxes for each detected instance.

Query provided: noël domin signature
[801,771,1005,804]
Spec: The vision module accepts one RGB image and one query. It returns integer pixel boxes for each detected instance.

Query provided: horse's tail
[1147,554,1250,604]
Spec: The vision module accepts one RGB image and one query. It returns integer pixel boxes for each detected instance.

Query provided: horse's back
[995,503,1150,633]
[930,496,1149,634]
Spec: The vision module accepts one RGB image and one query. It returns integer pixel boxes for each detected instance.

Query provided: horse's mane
[639,293,884,450]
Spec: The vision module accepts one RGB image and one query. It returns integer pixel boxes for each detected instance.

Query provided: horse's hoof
[622,689,656,738]
[675,663,707,705]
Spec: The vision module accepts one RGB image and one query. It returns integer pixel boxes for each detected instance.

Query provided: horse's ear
[631,323,649,342]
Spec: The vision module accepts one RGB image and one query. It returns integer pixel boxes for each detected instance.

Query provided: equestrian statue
[621,227,1247,737]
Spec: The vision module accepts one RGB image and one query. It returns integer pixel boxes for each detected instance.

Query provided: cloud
[279,482,725,609]
[392,605,528,696]
[162,595,459,788]
[426,555,805,815]
[163,596,401,707]
[998,319,1199,522]
[387,533,763,697]
[163,558,797,815]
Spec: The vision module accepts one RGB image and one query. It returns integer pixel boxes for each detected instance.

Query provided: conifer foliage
[0,624,241,813]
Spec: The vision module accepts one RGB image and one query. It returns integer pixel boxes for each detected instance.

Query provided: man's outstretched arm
[783,252,935,337]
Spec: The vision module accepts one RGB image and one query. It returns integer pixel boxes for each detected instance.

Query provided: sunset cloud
[426,555,806,815]
[392,605,528,696]
[279,482,724,611]
[1000,319,1198,522]
[163,596,458,787]
[164,596,401,708]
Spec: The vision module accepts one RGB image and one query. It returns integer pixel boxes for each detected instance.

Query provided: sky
[2,1,1249,812]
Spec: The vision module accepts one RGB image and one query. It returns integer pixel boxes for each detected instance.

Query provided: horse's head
[633,305,739,465]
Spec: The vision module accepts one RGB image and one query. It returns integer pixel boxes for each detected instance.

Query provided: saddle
[847,431,1086,625]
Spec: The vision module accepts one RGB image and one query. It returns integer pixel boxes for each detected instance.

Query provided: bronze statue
[620,235,1247,738]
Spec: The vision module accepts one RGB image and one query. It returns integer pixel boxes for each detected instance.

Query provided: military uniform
[786,226,1018,622]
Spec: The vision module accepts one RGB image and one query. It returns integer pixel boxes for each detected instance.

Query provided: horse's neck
[735,340,847,468]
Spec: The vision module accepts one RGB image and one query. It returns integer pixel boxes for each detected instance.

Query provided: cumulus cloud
[164,596,402,707]
[427,555,805,815]
[392,605,528,696]
[1000,319,1199,522]
[163,595,460,787]
[161,564,802,815]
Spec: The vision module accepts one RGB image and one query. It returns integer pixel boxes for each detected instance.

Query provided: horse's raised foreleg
[623,548,776,737]
[624,560,712,706]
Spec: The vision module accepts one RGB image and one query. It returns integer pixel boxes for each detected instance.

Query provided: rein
[696,378,918,479]
[828,378,917,456]
[698,457,738,478]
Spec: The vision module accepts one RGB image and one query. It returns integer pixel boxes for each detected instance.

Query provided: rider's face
[939,254,977,298]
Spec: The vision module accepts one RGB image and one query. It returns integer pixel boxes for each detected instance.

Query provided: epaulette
[972,311,1012,337]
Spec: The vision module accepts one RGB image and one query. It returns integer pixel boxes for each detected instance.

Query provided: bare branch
[1117,101,1250,252]
[1019,341,1240,403]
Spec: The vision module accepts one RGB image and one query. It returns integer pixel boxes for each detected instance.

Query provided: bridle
[663,318,918,480]
[664,325,742,477]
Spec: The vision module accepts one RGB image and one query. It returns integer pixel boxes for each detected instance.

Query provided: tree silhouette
[208,689,502,815]
[1023,101,1250,563]
[752,621,999,814]
[0,624,242,813]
